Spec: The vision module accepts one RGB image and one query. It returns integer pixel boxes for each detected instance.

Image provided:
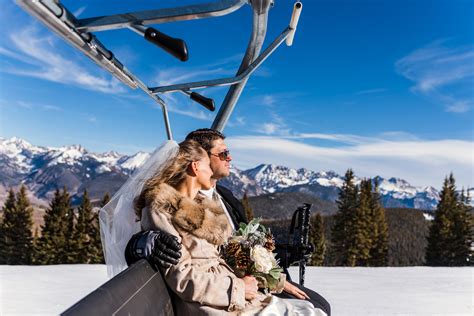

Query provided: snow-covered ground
[0,265,472,315]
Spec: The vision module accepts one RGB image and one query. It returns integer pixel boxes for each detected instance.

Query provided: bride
[101,139,325,315]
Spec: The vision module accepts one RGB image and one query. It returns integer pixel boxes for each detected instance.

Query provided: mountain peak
[119,151,151,171]
[1,137,41,154]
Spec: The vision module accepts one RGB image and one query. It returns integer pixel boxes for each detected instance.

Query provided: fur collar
[149,183,231,245]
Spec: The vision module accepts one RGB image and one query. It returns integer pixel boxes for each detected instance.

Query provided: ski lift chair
[17,0,304,314]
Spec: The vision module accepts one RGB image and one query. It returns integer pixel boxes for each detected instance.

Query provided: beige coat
[141,183,281,315]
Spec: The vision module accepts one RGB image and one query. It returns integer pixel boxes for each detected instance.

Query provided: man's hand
[242,276,258,301]
[125,230,182,269]
[283,280,310,300]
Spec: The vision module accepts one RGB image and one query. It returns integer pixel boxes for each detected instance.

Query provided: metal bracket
[16,0,302,139]
[150,27,292,94]
[75,0,248,33]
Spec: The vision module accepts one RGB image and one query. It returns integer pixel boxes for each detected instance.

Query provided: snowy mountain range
[0,137,447,210]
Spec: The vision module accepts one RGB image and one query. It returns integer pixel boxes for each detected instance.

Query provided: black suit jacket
[216,184,248,227]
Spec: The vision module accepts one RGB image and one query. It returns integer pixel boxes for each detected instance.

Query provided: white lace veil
[99,140,179,278]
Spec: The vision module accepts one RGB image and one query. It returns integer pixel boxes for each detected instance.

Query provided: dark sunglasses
[210,149,230,161]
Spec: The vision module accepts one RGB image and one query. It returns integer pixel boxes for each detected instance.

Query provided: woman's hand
[242,276,258,300]
[283,280,310,300]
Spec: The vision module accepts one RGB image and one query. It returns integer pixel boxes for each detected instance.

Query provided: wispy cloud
[235,116,246,125]
[355,88,387,95]
[292,131,420,145]
[227,133,474,188]
[291,133,377,145]
[1,26,126,94]
[73,6,87,17]
[15,101,33,109]
[446,100,470,113]
[8,100,63,112]
[261,95,277,107]
[154,67,232,87]
[42,105,62,111]
[152,53,271,88]
[156,94,213,121]
[259,112,291,136]
[396,40,474,113]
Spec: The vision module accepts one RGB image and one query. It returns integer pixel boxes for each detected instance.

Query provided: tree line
[306,170,472,266]
[0,186,109,265]
[1,171,472,266]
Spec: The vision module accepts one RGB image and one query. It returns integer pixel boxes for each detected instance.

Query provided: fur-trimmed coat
[140,183,269,315]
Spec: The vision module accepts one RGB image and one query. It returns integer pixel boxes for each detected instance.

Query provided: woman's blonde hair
[134,139,207,217]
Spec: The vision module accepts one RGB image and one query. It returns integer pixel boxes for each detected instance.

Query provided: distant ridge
[0,136,448,210]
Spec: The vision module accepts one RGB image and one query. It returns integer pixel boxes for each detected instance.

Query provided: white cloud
[445,101,470,113]
[42,105,62,111]
[155,94,213,121]
[16,101,33,109]
[261,123,279,134]
[355,88,387,95]
[236,116,246,125]
[294,131,421,144]
[1,26,126,94]
[9,100,63,112]
[155,67,232,87]
[396,40,474,113]
[73,6,87,17]
[261,95,277,107]
[152,54,246,88]
[227,133,474,189]
[258,112,291,136]
[151,53,272,91]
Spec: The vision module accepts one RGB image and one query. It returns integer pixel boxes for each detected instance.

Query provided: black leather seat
[62,260,174,316]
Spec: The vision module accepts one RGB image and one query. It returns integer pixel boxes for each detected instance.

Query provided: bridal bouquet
[222,218,283,291]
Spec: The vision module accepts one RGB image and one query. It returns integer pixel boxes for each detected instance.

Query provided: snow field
[0,265,472,315]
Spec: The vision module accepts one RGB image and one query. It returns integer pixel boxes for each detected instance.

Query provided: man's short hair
[185,128,225,153]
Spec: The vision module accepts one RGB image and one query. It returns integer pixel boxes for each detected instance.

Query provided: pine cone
[264,234,275,251]
[236,250,251,271]
[225,241,241,257]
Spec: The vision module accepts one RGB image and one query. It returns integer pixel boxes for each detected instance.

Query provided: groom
[125,128,331,315]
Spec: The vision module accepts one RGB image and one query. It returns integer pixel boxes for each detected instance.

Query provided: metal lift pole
[211,0,273,132]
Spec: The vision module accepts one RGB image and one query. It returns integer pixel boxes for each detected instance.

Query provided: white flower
[251,245,274,274]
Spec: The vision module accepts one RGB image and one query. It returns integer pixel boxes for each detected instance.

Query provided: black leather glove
[125,230,182,269]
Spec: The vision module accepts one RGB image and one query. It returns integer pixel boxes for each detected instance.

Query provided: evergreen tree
[451,188,473,265]
[73,190,93,263]
[31,227,40,264]
[0,187,34,264]
[330,169,359,266]
[101,192,111,207]
[89,192,110,263]
[13,186,34,264]
[0,189,17,264]
[425,174,471,266]
[368,180,389,266]
[241,192,254,221]
[352,179,373,266]
[62,188,76,264]
[309,213,326,266]
[36,188,73,264]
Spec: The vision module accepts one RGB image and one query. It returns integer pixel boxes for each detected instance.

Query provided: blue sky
[0,0,473,188]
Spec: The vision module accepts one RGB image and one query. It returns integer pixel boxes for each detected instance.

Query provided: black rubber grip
[144,27,188,62]
[190,92,215,111]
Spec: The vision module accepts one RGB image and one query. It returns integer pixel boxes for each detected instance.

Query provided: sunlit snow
[0,265,472,315]
[120,152,151,171]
